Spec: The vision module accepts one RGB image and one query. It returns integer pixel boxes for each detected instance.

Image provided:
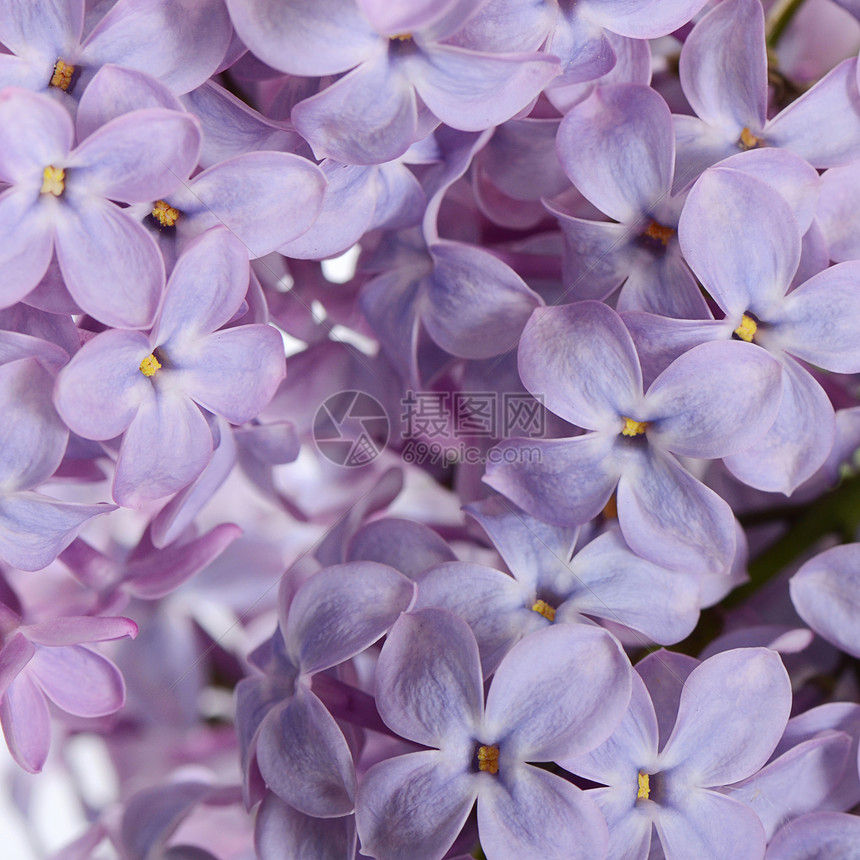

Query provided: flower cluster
[2,1,860,858]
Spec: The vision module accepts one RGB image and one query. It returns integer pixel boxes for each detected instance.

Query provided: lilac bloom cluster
[4,1,860,859]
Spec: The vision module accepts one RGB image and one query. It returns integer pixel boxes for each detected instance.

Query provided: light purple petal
[255,792,355,860]
[54,197,164,329]
[657,648,791,786]
[0,186,55,308]
[23,616,137,646]
[617,446,735,575]
[678,0,766,133]
[671,113,739,193]
[112,388,213,507]
[557,83,673,224]
[484,624,631,762]
[766,812,860,860]
[654,788,766,860]
[517,301,642,432]
[790,544,860,659]
[285,561,414,674]
[583,0,708,39]
[408,45,560,132]
[485,433,621,528]
[347,517,456,578]
[376,609,484,748]
[67,108,200,203]
[766,58,860,168]
[0,0,83,57]
[357,0,470,36]
[0,670,50,773]
[28,644,125,717]
[817,163,860,262]
[0,88,73,182]
[292,48,418,165]
[54,328,154,441]
[678,167,800,317]
[0,634,34,700]
[225,0,379,76]
[723,357,835,495]
[644,340,782,459]
[356,751,477,860]
[172,152,326,257]
[81,0,233,94]
[255,686,356,817]
[478,765,608,860]
[635,649,699,751]
[421,242,542,359]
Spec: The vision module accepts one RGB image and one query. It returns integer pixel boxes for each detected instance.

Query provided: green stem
[766,0,808,49]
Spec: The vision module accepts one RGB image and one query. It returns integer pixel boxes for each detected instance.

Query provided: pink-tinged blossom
[485,300,782,574]
[0,87,200,328]
[53,228,286,507]
[562,648,792,860]
[227,0,561,164]
[355,608,632,860]
[0,602,136,773]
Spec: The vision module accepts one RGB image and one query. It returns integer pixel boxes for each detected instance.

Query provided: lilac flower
[766,812,860,859]
[486,300,782,574]
[562,648,792,860]
[227,0,561,164]
[0,87,200,328]
[0,604,137,773]
[54,227,286,507]
[356,608,632,859]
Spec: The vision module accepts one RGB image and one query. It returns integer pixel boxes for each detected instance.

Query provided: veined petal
[766,812,860,859]
[0,670,50,773]
[0,186,54,309]
[557,83,674,225]
[478,765,608,860]
[172,152,326,258]
[0,0,83,57]
[375,609,484,748]
[54,197,164,329]
[28,644,125,717]
[292,49,418,165]
[0,88,73,183]
[644,340,782,459]
[408,45,560,132]
[54,328,153,441]
[517,301,642,432]
[617,446,735,575]
[678,168,800,316]
[112,387,213,507]
[285,562,414,675]
[346,517,456,578]
[485,434,621,529]
[678,0,766,133]
[791,544,860,659]
[256,793,355,860]
[67,108,201,203]
[81,0,232,94]
[582,0,708,39]
[356,751,477,860]
[658,648,791,786]
[225,0,380,77]
[256,687,356,818]
[723,357,835,495]
[484,624,631,762]
[766,58,860,168]
[818,163,860,262]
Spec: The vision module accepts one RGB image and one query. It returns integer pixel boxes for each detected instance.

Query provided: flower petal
[0,670,50,773]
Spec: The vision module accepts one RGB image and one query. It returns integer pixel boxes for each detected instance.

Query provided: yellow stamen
[531,599,556,622]
[738,127,764,150]
[642,220,675,246]
[390,32,412,41]
[50,59,75,91]
[151,200,180,227]
[734,314,758,343]
[602,494,618,520]
[637,772,650,800]
[477,745,500,775]
[621,417,648,437]
[41,166,65,196]
[139,353,162,377]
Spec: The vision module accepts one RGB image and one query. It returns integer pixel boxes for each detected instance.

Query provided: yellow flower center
[50,59,75,91]
[642,219,675,246]
[139,353,162,377]
[477,745,500,775]
[734,314,758,343]
[738,127,765,150]
[152,200,180,227]
[390,32,412,41]
[602,494,618,520]
[41,166,65,196]
[621,417,648,437]
[637,772,650,800]
[531,599,556,622]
